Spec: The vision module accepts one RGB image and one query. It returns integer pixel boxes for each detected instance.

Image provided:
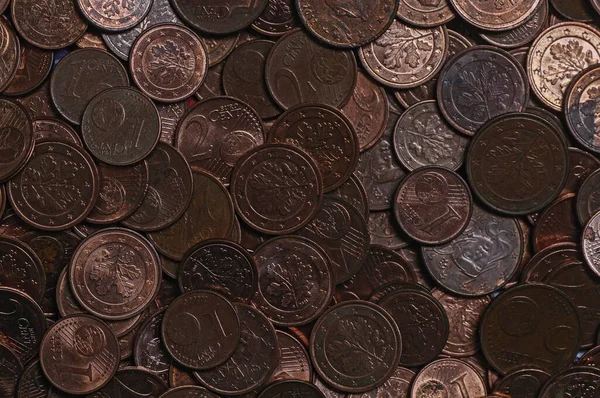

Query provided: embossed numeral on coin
[450,372,472,398]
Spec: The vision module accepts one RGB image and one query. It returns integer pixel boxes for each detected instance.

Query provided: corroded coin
[133,309,171,384]
[411,358,487,397]
[89,366,168,397]
[310,301,402,393]
[130,24,208,103]
[259,380,324,397]
[33,118,82,146]
[0,99,34,183]
[162,290,241,370]
[160,386,219,398]
[77,0,153,31]
[533,194,579,252]
[17,360,52,398]
[0,343,22,397]
[492,368,550,398]
[252,0,300,36]
[0,236,45,303]
[4,39,52,96]
[359,20,447,89]
[565,65,600,154]
[539,367,600,398]
[269,330,312,383]
[577,168,600,225]
[449,0,541,31]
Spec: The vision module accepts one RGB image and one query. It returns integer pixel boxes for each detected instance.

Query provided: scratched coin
[162,290,241,370]
[0,235,45,304]
[269,331,312,383]
[33,118,82,146]
[539,366,600,398]
[17,360,52,398]
[159,386,220,398]
[449,0,541,31]
[252,0,300,36]
[533,194,579,252]
[577,169,600,225]
[133,309,171,384]
[492,368,550,398]
[259,380,325,397]
[0,99,34,183]
[0,343,23,397]
[565,65,600,154]
[77,0,153,31]
[3,40,52,96]
[88,366,168,397]
[410,358,487,397]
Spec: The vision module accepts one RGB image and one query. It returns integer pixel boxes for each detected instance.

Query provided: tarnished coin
[202,34,239,67]
[0,185,4,219]
[492,368,550,398]
[313,374,346,398]
[533,194,579,252]
[17,360,52,398]
[551,0,595,22]
[562,147,600,195]
[397,0,454,27]
[437,46,528,135]
[0,99,34,182]
[176,96,265,185]
[327,174,369,220]
[162,290,241,370]
[422,203,523,296]
[0,0,9,13]
[577,168,600,225]
[579,345,600,367]
[157,101,186,145]
[347,367,414,398]
[581,211,600,277]
[50,49,129,125]
[539,367,600,398]
[265,29,357,109]
[77,0,153,31]
[466,112,569,215]
[3,40,52,96]
[76,31,108,50]
[70,228,161,320]
[311,301,402,393]
[269,331,312,383]
[521,242,580,282]
[528,22,600,111]
[89,366,168,397]
[133,309,171,384]
[12,0,87,49]
[33,118,82,146]
[260,380,324,397]
[0,344,22,397]
[159,386,219,398]
[130,24,208,103]
[16,81,61,120]
[565,65,600,154]
[252,0,300,36]
[359,20,447,89]
[0,236,45,303]
[169,364,199,388]
[481,284,580,375]
[449,0,541,31]
[410,358,487,397]
[195,63,225,101]
[8,141,99,231]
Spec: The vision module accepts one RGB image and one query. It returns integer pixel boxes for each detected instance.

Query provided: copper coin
[579,345,600,367]
[3,40,52,96]
[252,0,300,36]
[562,147,600,195]
[122,143,193,232]
[368,281,430,302]
[269,104,359,192]
[178,239,257,303]
[565,65,600,154]
[437,46,528,136]
[410,358,487,398]
[394,166,472,245]
[533,194,579,252]
[157,101,186,145]
[359,20,447,89]
[269,330,312,383]
[347,367,414,398]
[0,235,45,303]
[551,0,595,22]
[397,0,454,27]
[231,143,323,235]
[528,22,600,111]
[492,368,550,398]
[368,210,409,249]
[169,363,199,388]
[0,0,9,13]
[147,169,234,260]
[327,174,369,220]
[259,380,324,397]
[17,360,52,398]
[466,112,569,215]
[162,290,241,370]
[265,29,357,109]
[133,309,171,384]
[0,343,23,396]
[72,222,111,239]
[8,141,99,230]
[432,289,491,357]
[12,0,87,49]
[449,0,541,30]
[481,284,580,375]
[539,366,600,397]
[0,99,34,182]
[50,49,129,125]
[33,118,82,146]
[422,203,523,296]
[238,220,268,253]
[577,168,600,225]
[313,374,346,398]
[86,162,149,224]
[311,300,402,393]
[88,366,168,397]
[130,24,208,103]
[201,33,239,67]
[76,31,108,50]
[175,96,265,185]
[195,63,224,101]
[16,81,61,120]
[521,242,580,282]
[159,386,219,398]
[77,0,153,31]
[253,236,334,326]
[296,0,397,48]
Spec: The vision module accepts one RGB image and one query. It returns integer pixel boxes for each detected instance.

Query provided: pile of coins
[1,0,600,396]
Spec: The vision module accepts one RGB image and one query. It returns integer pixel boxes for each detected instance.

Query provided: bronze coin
[33,118,82,146]
[50,49,129,125]
[480,284,580,375]
[579,345,600,367]
[394,166,472,245]
[175,96,265,185]
[368,211,409,249]
[194,303,279,395]
[577,168,600,225]
[77,0,153,31]
[268,104,359,192]
[410,358,487,397]
[8,141,100,231]
[162,290,241,370]
[359,20,447,90]
[551,0,595,22]
[565,65,600,154]
[397,0,454,27]
[252,0,300,36]
[562,147,600,195]
[12,0,87,49]
[533,193,579,252]
[147,169,234,260]
[159,386,219,398]
[16,80,61,120]
[178,239,257,303]
[157,101,186,145]
[520,242,580,282]
[86,161,149,224]
[492,368,550,398]
[231,143,323,235]
[466,112,569,215]
[265,29,357,110]
[3,40,52,96]
[539,366,600,397]
[310,300,402,393]
[259,380,324,397]
[17,360,52,398]
[347,367,414,398]
[253,236,334,326]
[122,143,193,232]
[0,99,34,183]
[0,235,45,303]
[88,366,168,397]
[0,343,23,396]
[296,0,397,48]
[133,309,171,384]
[130,24,208,103]
[422,203,523,296]
[169,363,199,388]
[269,330,312,384]
[449,0,542,30]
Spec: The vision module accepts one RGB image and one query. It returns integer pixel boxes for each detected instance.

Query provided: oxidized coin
[449,0,541,31]
[77,0,153,31]
[411,358,487,397]
[133,309,171,384]
[492,368,550,398]
[130,24,208,103]
[359,20,447,89]
[437,46,528,136]
[528,22,600,111]
[33,118,82,146]
[348,367,414,398]
[296,0,397,48]
[122,143,193,232]
[269,331,312,383]
[551,0,595,22]
[4,39,52,96]
[147,170,234,260]
[8,141,99,231]
[577,168,600,225]
[539,367,600,398]
[162,290,241,370]
[393,100,468,171]
[565,65,600,154]
[466,112,569,215]
[252,0,300,36]
[480,284,581,375]
[310,301,402,393]
[17,360,52,398]
[0,99,34,182]
[265,29,357,109]
[176,96,265,185]
[12,0,87,49]
[231,144,323,235]
[160,386,219,398]
[178,240,257,303]
[40,315,120,395]
[397,0,454,27]
[50,49,129,125]
[89,366,168,397]
[0,236,45,303]
[326,174,369,220]
[82,87,161,165]
[422,203,523,296]
[533,194,579,252]
[253,236,334,326]
[394,166,472,245]
[259,381,324,397]
[269,104,359,192]
[0,344,22,397]
[86,162,149,224]
[70,228,161,320]
[562,147,600,195]
[194,303,279,395]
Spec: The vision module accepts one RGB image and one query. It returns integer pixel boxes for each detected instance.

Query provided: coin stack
[1,0,600,397]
